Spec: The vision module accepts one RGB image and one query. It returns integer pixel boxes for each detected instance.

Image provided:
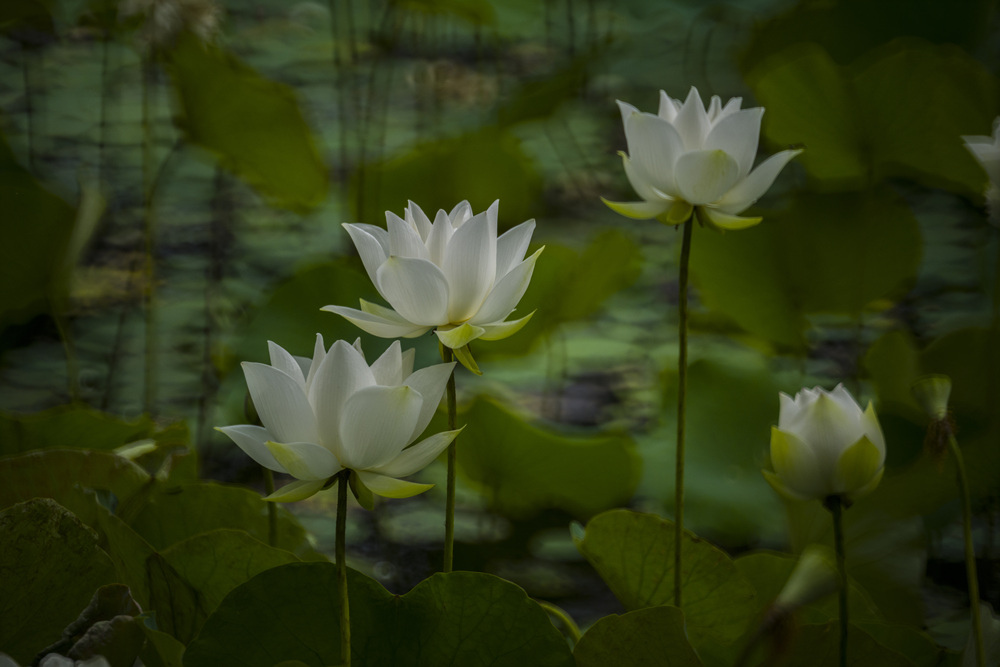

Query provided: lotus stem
[336,469,351,666]
[537,600,581,645]
[54,314,80,403]
[263,467,277,548]
[442,345,457,573]
[674,214,694,608]
[947,431,985,667]
[826,495,848,667]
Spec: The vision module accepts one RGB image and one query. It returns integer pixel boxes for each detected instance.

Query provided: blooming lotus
[764,384,885,503]
[605,87,802,230]
[217,336,460,502]
[323,200,542,372]
[963,117,1000,227]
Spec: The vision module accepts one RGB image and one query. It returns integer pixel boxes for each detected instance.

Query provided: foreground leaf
[573,509,756,648]
[127,482,322,559]
[161,529,299,614]
[184,563,574,666]
[573,606,702,667]
[0,449,151,519]
[0,499,117,663]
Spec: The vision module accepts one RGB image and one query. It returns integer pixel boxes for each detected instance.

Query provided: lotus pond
[1,0,999,665]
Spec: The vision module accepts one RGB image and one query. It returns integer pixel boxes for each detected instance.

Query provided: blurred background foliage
[1,0,1000,661]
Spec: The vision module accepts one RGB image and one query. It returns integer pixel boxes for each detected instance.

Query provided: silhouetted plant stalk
[195,167,229,451]
[336,469,352,666]
[824,495,849,667]
[441,345,458,573]
[673,214,693,608]
[263,468,277,548]
[947,429,986,667]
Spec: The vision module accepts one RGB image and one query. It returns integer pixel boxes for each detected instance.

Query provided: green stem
[336,469,351,667]
[263,467,277,548]
[537,600,581,645]
[828,496,848,667]
[674,214,694,608]
[442,345,457,572]
[54,314,80,403]
[948,432,985,667]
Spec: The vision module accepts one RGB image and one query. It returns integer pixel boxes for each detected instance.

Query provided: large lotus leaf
[184,563,574,667]
[690,187,921,347]
[139,623,185,667]
[86,506,208,643]
[855,41,999,194]
[749,40,998,194]
[0,449,151,518]
[0,499,117,664]
[741,0,993,71]
[652,343,790,542]
[161,529,299,614]
[165,34,328,213]
[748,43,864,187]
[573,606,702,667]
[856,622,952,667]
[754,622,914,666]
[734,551,882,626]
[0,130,75,329]
[127,482,322,560]
[0,406,154,456]
[572,509,756,649]
[455,395,640,520]
[480,228,643,356]
[350,127,542,231]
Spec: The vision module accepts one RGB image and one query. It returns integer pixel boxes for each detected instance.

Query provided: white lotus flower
[323,200,542,372]
[217,336,460,503]
[963,117,1000,227]
[763,384,886,503]
[604,87,802,230]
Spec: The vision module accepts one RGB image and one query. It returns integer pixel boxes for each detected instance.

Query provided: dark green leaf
[0,130,74,329]
[691,188,921,347]
[166,35,328,212]
[0,499,117,664]
[184,563,574,667]
[573,509,757,648]
[758,622,914,666]
[161,529,299,614]
[127,482,323,559]
[0,449,151,517]
[0,406,154,456]
[573,606,703,667]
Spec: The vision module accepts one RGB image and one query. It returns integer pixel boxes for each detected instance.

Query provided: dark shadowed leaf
[184,563,574,667]
[0,499,117,664]
[128,482,323,560]
[573,606,702,667]
[573,509,756,649]
[161,529,299,614]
